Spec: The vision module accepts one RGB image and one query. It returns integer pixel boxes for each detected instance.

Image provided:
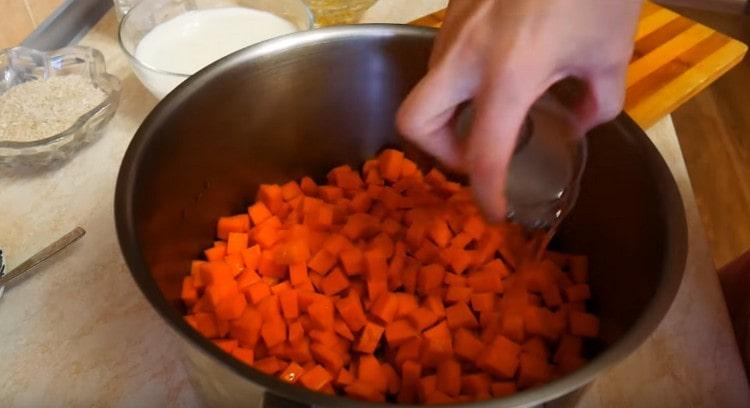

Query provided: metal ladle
[0,227,86,298]
[455,92,588,232]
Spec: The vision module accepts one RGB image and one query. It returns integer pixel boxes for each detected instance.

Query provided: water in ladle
[456,93,587,261]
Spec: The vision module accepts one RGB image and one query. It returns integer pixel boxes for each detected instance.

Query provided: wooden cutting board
[409,1,747,129]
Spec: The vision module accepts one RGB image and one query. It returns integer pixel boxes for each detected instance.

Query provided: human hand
[397,0,643,221]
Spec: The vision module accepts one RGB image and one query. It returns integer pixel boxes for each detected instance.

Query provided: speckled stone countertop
[0,1,748,406]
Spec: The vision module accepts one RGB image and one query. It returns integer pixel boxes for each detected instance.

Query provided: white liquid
[134,7,297,98]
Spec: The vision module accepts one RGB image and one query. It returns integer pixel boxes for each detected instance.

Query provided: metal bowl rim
[115,24,687,407]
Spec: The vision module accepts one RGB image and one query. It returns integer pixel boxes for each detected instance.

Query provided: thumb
[578,68,627,131]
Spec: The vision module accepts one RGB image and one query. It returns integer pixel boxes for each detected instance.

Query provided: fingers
[396,63,479,170]
[397,0,494,170]
[428,0,483,67]
[465,72,542,222]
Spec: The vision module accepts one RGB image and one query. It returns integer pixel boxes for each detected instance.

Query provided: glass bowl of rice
[0,46,121,169]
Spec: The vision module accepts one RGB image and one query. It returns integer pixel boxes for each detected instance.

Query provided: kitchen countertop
[1,1,748,406]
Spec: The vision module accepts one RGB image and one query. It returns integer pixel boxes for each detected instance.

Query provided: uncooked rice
[0,75,106,143]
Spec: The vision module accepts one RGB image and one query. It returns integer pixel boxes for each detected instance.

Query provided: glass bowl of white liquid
[118,0,313,99]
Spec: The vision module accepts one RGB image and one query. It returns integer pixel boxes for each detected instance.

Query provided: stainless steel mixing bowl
[115,25,687,407]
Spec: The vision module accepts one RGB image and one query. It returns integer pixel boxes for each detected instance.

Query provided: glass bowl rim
[117,0,315,78]
[0,45,122,150]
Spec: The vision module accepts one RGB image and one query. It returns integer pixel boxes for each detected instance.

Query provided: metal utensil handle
[0,227,86,287]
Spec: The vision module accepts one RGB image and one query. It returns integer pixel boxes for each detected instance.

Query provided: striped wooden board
[409,1,747,129]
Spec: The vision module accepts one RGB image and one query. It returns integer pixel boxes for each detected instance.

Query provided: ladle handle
[0,227,86,288]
